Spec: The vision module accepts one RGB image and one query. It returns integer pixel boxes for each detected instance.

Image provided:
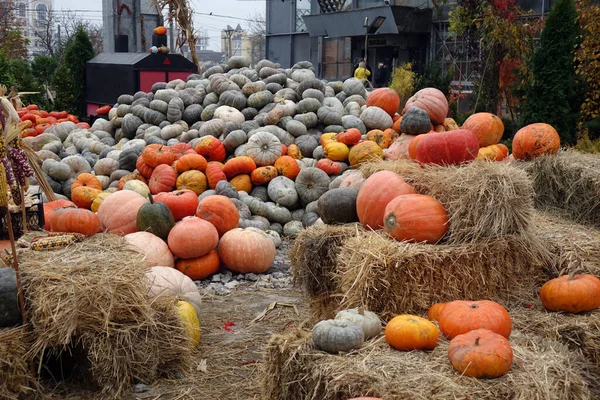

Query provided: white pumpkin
[145,266,202,318]
[123,180,151,198]
[214,105,245,124]
[335,308,382,340]
[125,231,174,268]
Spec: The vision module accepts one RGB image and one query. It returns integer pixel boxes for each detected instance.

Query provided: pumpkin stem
[568,270,584,280]
[148,194,154,204]
[358,307,365,316]
[475,337,481,346]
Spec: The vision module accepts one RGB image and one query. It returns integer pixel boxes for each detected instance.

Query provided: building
[14,0,54,57]
[221,24,265,65]
[101,0,162,53]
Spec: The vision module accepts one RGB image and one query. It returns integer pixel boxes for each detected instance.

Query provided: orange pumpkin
[448,329,513,379]
[50,208,101,237]
[408,134,427,160]
[392,117,404,133]
[385,314,439,351]
[176,170,208,195]
[142,144,175,168]
[217,228,276,273]
[97,190,148,236]
[366,88,401,117]
[153,25,167,35]
[72,173,102,191]
[287,144,303,160]
[229,174,252,192]
[336,128,362,146]
[154,189,199,221]
[43,200,77,230]
[366,129,397,149]
[384,134,416,161]
[136,157,155,179]
[539,271,600,313]
[149,164,177,194]
[273,156,301,180]
[250,166,278,185]
[316,158,341,175]
[403,88,449,125]
[476,144,509,161]
[205,163,227,189]
[196,195,240,237]
[438,300,512,339]
[511,123,560,160]
[175,250,221,280]
[194,136,226,163]
[167,216,219,259]
[348,141,384,167]
[281,143,288,155]
[356,171,417,230]
[223,156,257,180]
[175,153,208,174]
[170,142,195,160]
[96,105,111,115]
[428,303,447,322]
[118,172,148,191]
[462,113,505,147]
[71,186,102,209]
[383,194,449,243]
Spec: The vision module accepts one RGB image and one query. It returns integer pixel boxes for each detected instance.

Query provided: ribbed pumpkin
[167,216,219,259]
[71,173,102,191]
[176,170,208,195]
[476,144,509,161]
[511,123,560,160]
[175,153,208,173]
[196,195,240,237]
[91,192,111,213]
[142,144,175,168]
[125,231,174,268]
[71,186,102,209]
[448,329,513,379]
[366,129,397,149]
[539,272,600,313]
[136,156,155,179]
[462,113,504,147]
[336,128,362,146]
[98,190,148,235]
[323,142,349,162]
[205,163,227,189]
[154,189,199,221]
[410,129,479,166]
[274,156,301,180]
[286,144,303,160]
[320,132,337,147]
[43,199,77,230]
[218,228,276,273]
[50,208,101,237]
[251,166,278,185]
[438,300,512,339]
[136,194,176,241]
[149,164,177,194]
[356,171,417,230]
[403,88,448,125]
[223,156,257,180]
[348,141,384,167]
[194,136,226,163]
[175,250,220,280]
[383,194,449,243]
[230,174,252,192]
[170,142,195,160]
[366,88,400,117]
[316,158,342,175]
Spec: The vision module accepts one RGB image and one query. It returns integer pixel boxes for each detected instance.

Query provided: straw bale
[359,160,535,244]
[516,150,600,226]
[261,328,598,400]
[0,327,36,399]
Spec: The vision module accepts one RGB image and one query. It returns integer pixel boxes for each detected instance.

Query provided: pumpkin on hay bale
[260,328,598,400]
[0,327,36,399]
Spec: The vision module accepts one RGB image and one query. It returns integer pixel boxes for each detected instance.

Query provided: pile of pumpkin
[312,271,600,381]
[16,104,88,138]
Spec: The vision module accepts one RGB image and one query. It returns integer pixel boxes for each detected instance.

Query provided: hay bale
[359,160,535,244]
[260,329,597,400]
[0,327,36,399]
[517,151,600,226]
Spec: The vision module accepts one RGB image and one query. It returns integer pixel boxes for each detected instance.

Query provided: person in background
[354,61,372,89]
[375,62,391,88]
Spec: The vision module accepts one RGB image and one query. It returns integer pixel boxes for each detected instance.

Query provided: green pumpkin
[136,195,176,241]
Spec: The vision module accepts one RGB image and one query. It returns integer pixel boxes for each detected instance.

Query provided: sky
[52,0,265,52]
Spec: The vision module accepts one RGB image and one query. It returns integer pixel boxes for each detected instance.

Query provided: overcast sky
[52,0,265,52]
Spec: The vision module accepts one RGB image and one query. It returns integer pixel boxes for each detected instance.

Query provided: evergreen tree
[519,0,582,144]
[52,25,94,116]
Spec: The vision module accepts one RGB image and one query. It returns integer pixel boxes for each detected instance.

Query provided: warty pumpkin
[194,136,226,163]
[223,156,257,180]
[462,112,505,147]
[286,144,303,160]
[383,194,449,243]
[366,87,400,117]
[448,329,513,379]
[50,208,101,237]
[136,194,176,241]
[230,174,253,192]
[125,231,174,268]
[176,170,208,195]
[149,164,177,194]
[71,186,102,210]
[168,216,219,259]
[438,300,512,339]
[366,129,397,149]
[348,141,384,167]
[154,189,199,221]
[385,314,439,351]
[511,123,560,160]
[443,118,460,131]
[175,250,220,281]
[91,192,111,213]
[218,228,276,273]
[196,195,240,237]
[539,271,600,313]
[251,166,278,185]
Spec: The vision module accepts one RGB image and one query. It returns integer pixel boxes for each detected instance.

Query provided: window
[295,0,311,32]
[232,36,242,56]
[17,2,26,17]
[36,3,48,22]
[321,37,352,80]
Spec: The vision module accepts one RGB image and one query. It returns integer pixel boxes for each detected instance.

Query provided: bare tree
[0,0,28,59]
[246,11,265,65]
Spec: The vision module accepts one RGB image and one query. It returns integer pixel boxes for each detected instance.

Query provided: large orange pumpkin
[356,171,417,230]
[149,164,177,194]
[50,208,101,237]
[348,141,384,167]
[403,88,449,125]
[428,302,447,322]
[383,194,449,243]
[167,216,219,259]
[476,144,509,161]
[511,123,560,160]
[98,190,148,236]
[194,136,226,163]
[71,173,102,191]
[125,231,174,268]
[385,314,439,351]
[229,174,253,192]
[176,170,208,195]
[175,250,220,280]
[366,88,401,117]
[142,144,175,168]
[539,272,600,313]
[410,129,479,166]
[71,186,102,209]
[273,156,300,180]
[461,112,504,147]
[438,300,512,339]
[223,156,257,180]
[217,228,276,273]
[175,153,208,173]
[196,195,239,237]
[154,189,199,221]
[205,163,227,189]
[448,329,513,379]
[43,199,77,230]
[136,157,155,179]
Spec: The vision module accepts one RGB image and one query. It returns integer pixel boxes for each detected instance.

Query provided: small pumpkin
[511,123,560,160]
[427,302,447,322]
[153,25,167,35]
[273,156,301,180]
[196,195,240,237]
[448,329,513,379]
[336,128,362,146]
[136,194,176,241]
[118,172,148,191]
[175,250,220,281]
[462,112,504,147]
[176,301,201,349]
[223,156,257,180]
[245,131,282,166]
[443,118,460,131]
[218,228,276,273]
[71,186,102,209]
[50,208,101,237]
[194,136,226,163]
[366,128,397,149]
[312,319,364,354]
[136,157,155,179]
[476,143,509,161]
[142,144,175,168]
[366,88,400,117]
[91,192,111,213]
[125,231,174,268]
[251,166,278,186]
[338,170,365,190]
[539,271,600,313]
[323,141,349,162]
[286,144,303,160]
[320,132,337,147]
[154,189,199,221]
[168,216,219,259]
[335,308,382,340]
[175,153,208,173]
[348,141,384,167]
[385,314,439,351]
[149,164,177,194]
[316,158,342,175]
[438,300,512,339]
[383,194,449,243]
[43,200,77,230]
[230,174,253,192]
[71,173,102,191]
[176,170,208,195]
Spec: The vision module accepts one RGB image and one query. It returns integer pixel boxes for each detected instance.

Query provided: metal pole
[169,4,174,49]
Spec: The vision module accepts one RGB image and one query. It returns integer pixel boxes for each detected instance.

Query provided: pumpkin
[175,153,208,173]
[443,118,460,131]
[438,300,512,339]
[427,302,447,322]
[295,167,331,204]
[149,164,177,194]
[287,144,303,160]
[539,271,600,313]
[383,194,449,243]
[400,106,432,135]
[366,129,397,149]
[217,228,276,273]
[205,163,227,189]
[176,170,208,195]
[145,266,202,321]
[175,250,220,281]
[348,141,384,167]
[274,156,301,180]
[98,190,148,235]
[385,314,439,351]
[168,216,219,259]
[356,171,417,230]
[335,308,382,340]
[136,157,155,179]
[196,195,239,237]
[230,174,253,192]
[154,189,199,221]
[123,180,151,198]
[118,172,148,191]
[43,200,77,230]
[476,144,509,161]
[316,158,342,175]
[338,170,365,190]
[511,123,560,160]
[251,166,278,185]
[360,106,393,131]
[50,208,101,237]
[323,142,349,162]
[317,187,359,224]
[462,112,504,147]
[448,329,513,379]
[194,136,226,163]
[125,231,174,268]
[170,143,195,160]
[403,88,448,125]
[384,133,415,160]
[320,132,337,147]
[336,128,362,145]
[410,129,479,166]
[246,131,282,166]
[71,173,102,191]
[366,88,400,117]
[142,144,175,168]
[223,156,257,180]
[177,300,201,348]
[434,124,445,132]
[91,192,111,213]
[267,176,298,207]
[153,25,167,35]
[71,186,102,209]
[136,194,176,241]
[312,319,364,354]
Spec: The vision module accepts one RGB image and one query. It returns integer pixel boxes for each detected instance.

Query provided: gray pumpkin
[215,180,239,199]
[198,189,217,201]
[294,112,318,129]
[283,220,303,237]
[119,146,144,171]
[302,212,320,228]
[291,208,305,221]
[295,167,330,204]
[222,129,248,153]
[250,186,269,202]
[269,222,283,235]
[117,94,134,104]
[317,106,343,126]
[179,87,205,107]
[297,98,321,114]
[201,104,220,121]
[342,78,366,97]
[295,135,319,158]
[267,176,298,207]
[266,204,292,224]
[243,81,266,96]
[360,106,393,131]
[199,119,226,138]
[231,198,252,219]
[295,78,326,97]
[317,187,359,224]
[182,104,204,125]
[121,114,144,139]
[286,120,308,138]
[312,319,364,354]
[220,90,247,110]
[167,97,185,123]
[400,106,432,135]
